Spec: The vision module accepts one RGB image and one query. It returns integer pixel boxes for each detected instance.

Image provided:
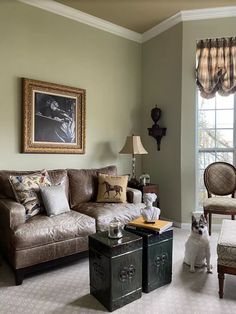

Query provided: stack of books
[127,216,173,234]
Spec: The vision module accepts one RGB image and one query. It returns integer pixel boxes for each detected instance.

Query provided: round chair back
[204,162,236,196]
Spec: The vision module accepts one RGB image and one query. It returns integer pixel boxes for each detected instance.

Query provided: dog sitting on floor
[184,214,212,273]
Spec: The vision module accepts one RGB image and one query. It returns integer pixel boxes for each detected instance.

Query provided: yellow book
[128,216,173,233]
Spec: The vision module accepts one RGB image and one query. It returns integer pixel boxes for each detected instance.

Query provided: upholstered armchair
[203,162,236,235]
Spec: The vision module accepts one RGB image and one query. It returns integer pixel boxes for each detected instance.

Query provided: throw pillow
[9,170,52,220]
[40,185,70,217]
[96,173,128,203]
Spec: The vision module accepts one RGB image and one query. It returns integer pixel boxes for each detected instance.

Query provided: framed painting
[22,78,86,154]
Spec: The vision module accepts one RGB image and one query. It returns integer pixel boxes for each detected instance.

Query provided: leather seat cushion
[203,197,236,213]
[13,210,96,250]
[73,202,145,232]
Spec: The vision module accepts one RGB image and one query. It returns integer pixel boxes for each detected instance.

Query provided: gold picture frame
[22,78,86,154]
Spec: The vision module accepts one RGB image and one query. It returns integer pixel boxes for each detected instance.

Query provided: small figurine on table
[141,193,160,223]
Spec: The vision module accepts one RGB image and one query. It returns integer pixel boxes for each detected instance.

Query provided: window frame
[196,92,236,211]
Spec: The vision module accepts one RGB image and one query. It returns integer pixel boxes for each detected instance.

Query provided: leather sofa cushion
[48,169,69,199]
[0,169,69,200]
[68,165,117,207]
[73,202,144,232]
[13,211,96,250]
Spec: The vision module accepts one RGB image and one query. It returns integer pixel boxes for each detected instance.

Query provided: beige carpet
[0,228,236,314]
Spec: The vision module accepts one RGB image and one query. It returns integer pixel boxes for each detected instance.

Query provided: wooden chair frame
[218,264,236,298]
[203,162,236,235]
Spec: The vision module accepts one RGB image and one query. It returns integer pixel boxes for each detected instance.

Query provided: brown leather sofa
[0,166,143,285]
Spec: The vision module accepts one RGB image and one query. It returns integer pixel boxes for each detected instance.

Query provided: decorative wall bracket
[148,106,167,151]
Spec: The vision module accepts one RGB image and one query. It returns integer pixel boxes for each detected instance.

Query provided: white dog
[184,215,212,273]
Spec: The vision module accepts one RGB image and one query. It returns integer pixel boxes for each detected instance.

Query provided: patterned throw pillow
[96,173,128,203]
[9,170,52,220]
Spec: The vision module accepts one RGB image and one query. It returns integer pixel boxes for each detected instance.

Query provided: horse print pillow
[96,173,128,203]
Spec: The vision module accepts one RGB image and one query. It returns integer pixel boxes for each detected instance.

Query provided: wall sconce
[148,105,166,151]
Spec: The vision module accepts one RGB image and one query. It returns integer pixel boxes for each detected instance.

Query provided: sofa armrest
[0,198,26,230]
[126,187,142,204]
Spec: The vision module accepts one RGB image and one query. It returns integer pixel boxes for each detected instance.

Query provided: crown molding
[181,6,236,21]
[18,1,236,44]
[18,0,142,43]
[142,6,236,43]
[142,12,182,43]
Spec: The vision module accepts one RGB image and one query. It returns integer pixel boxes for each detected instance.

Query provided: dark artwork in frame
[34,92,76,144]
[22,78,86,154]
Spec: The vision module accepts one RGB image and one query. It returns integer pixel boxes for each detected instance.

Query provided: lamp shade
[119,135,148,155]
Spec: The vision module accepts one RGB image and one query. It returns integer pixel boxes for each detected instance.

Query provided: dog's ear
[199,214,207,224]
[192,215,197,223]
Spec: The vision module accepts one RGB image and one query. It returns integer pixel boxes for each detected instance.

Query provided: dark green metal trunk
[125,226,173,293]
[89,231,143,312]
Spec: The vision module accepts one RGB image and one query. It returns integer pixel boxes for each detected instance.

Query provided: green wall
[142,24,183,223]
[0,1,142,175]
[2,1,236,224]
[181,17,236,223]
[142,17,236,224]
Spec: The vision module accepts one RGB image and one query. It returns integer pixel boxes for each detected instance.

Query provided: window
[196,92,235,210]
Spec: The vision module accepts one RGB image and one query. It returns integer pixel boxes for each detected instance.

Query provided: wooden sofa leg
[232,215,235,220]
[218,272,224,299]
[15,269,24,285]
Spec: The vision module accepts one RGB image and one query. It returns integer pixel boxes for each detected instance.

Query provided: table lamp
[119,135,148,184]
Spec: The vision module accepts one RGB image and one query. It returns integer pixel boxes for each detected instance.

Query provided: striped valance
[196,37,236,99]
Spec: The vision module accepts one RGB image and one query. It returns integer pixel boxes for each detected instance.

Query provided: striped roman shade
[196,37,236,99]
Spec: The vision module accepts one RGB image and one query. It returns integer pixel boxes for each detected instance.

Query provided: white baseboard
[160,216,182,229]
[179,223,190,230]
[173,221,182,228]
[161,214,226,230]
